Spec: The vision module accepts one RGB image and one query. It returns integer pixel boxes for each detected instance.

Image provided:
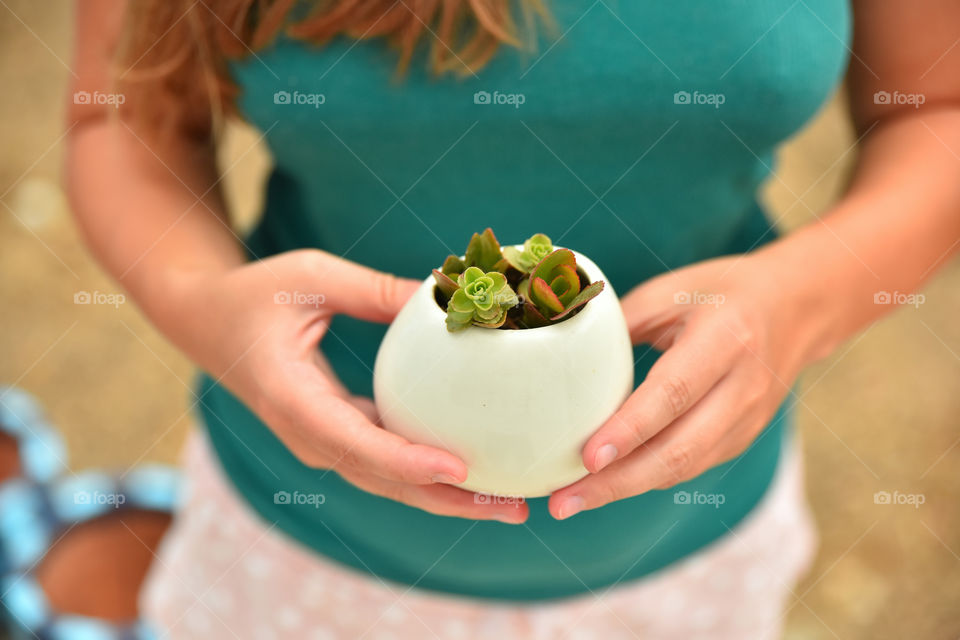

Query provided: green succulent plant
[518,248,604,327]
[445,267,519,332]
[433,228,510,300]
[432,230,604,332]
[503,233,553,273]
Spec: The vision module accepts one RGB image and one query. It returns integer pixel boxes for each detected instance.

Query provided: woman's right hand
[66,3,524,523]
[162,249,529,523]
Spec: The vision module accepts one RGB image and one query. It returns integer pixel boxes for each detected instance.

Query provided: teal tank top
[200,1,849,600]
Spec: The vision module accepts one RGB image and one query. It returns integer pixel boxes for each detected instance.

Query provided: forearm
[66,119,245,321]
[759,106,960,361]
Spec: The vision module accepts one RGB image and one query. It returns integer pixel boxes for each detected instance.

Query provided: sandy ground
[1,2,959,638]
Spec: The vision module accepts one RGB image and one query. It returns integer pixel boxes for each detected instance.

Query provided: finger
[344,395,380,424]
[341,467,529,523]
[647,369,784,490]
[303,393,469,485]
[582,319,738,473]
[313,253,421,323]
[661,410,779,487]
[310,350,382,427]
[311,349,386,425]
[633,322,683,351]
[273,362,467,484]
[553,377,740,519]
[620,272,685,345]
[311,347,351,396]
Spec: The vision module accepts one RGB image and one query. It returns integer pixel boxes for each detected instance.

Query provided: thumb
[319,255,421,323]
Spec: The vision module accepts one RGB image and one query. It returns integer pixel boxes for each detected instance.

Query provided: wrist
[130,261,237,338]
[751,229,859,367]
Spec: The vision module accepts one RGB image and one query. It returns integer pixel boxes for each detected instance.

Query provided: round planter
[373,249,634,498]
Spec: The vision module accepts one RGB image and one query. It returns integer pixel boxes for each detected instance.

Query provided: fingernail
[594,444,618,471]
[557,496,584,520]
[431,473,459,484]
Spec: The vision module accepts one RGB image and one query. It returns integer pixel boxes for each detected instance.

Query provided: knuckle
[289,445,328,469]
[718,440,750,466]
[286,248,325,274]
[379,482,410,505]
[723,308,763,353]
[661,464,700,488]
[254,396,285,433]
[745,388,764,410]
[391,444,429,483]
[659,375,692,418]
[262,411,331,470]
[662,444,694,477]
[373,272,401,314]
[657,476,682,490]
[592,468,630,506]
[613,412,648,445]
[303,248,327,269]
[327,441,365,472]
[627,416,649,444]
[745,376,771,407]
[746,365,778,404]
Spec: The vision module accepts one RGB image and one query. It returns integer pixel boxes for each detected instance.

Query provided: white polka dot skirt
[141,431,817,640]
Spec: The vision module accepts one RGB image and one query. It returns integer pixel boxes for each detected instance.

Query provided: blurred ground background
[1,2,959,638]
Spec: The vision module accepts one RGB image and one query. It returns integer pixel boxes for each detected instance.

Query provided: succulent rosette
[432,228,508,300]
[445,267,519,331]
[519,248,604,327]
[503,233,553,273]
[431,228,605,332]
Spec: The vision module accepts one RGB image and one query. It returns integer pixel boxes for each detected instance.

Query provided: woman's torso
[200,0,849,599]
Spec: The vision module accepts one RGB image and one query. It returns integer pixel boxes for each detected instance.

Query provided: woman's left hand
[549,252,830,520]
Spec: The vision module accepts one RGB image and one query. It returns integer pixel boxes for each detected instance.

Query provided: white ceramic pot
[373,249,634,498]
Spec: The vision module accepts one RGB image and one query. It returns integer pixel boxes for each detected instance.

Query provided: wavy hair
[117,0,550,136]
